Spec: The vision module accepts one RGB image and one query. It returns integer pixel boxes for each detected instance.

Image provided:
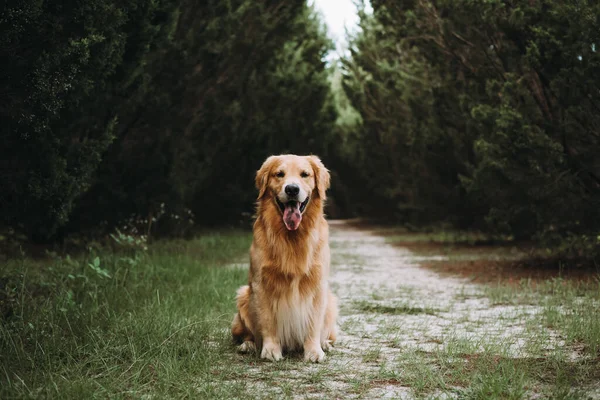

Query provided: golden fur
[231,155,338,362]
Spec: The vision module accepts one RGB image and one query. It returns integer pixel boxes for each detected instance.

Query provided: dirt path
[326,221,552,398]
[234,220,584,399]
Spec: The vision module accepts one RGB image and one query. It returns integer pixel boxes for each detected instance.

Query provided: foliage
[0,0,178,240]
[340,0,600,252]
[1,0,335,240]
[0,231,252,397]
[70,0,336,236]
[2,0,599,259]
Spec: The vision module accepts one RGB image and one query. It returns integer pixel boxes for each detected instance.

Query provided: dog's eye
[276,171,285,178]
[301,171,309,178]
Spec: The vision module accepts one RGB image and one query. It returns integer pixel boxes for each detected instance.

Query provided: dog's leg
[256,299,282,361]
[259,316,282,361]
[238,340,257,353]
[232,285,256,352]
[232,313,256,353]
[259,318,282,361]
[321,289,338,352]
[304,289,327,363]
[261,335,282,361]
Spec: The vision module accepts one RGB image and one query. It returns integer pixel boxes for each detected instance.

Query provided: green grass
[370,278,600,399]
[368,227,600,399]
[382,229,512,246]
[370,336,598,399]
[482,277,600,356]
[530,277,600,356]
[0,230,253,398]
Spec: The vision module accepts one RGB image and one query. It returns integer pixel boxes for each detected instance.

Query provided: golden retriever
[231,154,338,362]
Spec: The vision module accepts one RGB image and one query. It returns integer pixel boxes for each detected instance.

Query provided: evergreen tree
[1,0,336,239]
[1,0,178,240]
[341,0,600,253]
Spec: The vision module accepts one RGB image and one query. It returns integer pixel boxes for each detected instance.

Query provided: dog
[231,154,338,362]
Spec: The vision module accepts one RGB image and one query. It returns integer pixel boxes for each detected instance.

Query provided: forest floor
[1,221,599,399]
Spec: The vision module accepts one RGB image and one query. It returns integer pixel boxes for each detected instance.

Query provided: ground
[222,220,600,399]
[1,221,598,398]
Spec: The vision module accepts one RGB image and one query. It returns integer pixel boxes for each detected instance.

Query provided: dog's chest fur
[274,279,313,350]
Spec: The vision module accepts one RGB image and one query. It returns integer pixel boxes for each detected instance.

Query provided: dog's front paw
[238,341,256,353]
[261,342,283,361]
[304,347,325,363]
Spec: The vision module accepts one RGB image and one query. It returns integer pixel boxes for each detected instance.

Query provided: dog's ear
[308,155,330,199]
[255,156,279,199]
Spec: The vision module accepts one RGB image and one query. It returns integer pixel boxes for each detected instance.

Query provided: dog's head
[255,154,330,231]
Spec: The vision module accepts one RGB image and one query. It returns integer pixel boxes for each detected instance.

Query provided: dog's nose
[285,184,300,197]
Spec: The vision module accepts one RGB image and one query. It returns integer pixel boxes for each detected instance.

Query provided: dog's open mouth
[276,197,309,231]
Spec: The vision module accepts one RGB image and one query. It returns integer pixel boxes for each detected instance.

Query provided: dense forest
[2,0,599,260]
[2,0,335,241]
[337,0,600,258]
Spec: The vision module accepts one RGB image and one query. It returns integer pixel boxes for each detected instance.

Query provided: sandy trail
[233,220,571,399]
[324,221,558,399]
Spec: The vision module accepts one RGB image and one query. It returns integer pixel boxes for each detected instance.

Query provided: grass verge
[0,230,252,398]
[381,227,600,399]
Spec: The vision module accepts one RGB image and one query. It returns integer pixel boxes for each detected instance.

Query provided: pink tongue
[283,202,302,231]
